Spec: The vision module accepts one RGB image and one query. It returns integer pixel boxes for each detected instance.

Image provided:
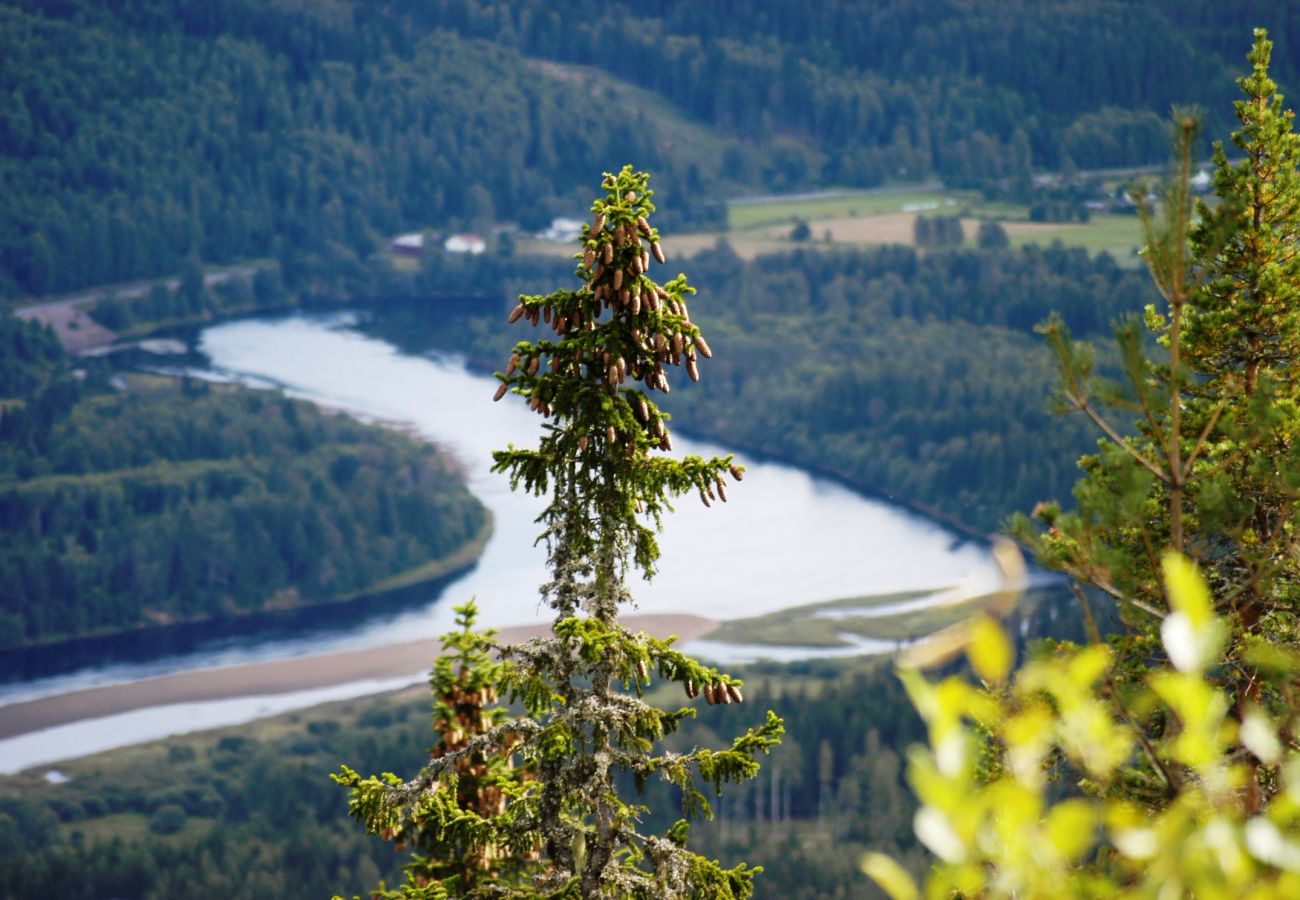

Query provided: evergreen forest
[3,0,1299,297]
[0,315,488,648]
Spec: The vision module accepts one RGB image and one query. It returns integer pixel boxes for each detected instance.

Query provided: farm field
[516,184,1144,262]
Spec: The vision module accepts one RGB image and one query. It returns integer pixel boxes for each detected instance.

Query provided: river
[0,312,999,772]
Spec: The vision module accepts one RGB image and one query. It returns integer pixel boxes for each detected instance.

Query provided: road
[13,266,264,354]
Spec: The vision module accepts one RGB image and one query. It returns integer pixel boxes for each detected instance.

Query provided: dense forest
[0,315,487,648]
[409,0,1299,175]
[353,240,1155,534]
[3,0,1297,298]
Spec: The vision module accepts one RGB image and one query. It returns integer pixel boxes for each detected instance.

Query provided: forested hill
[417,0,1299,174]
[3,0,1296,299]
[0,315,488,648]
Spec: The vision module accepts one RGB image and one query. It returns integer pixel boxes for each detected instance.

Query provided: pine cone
[508,304,525,324]
[730,464,744,481]
[607,425,617,444]
[686,357,699,382]
[493,382,508,401]
[603,242,613,265]
[725,684,743,704]
[613,268,623,290]
[592,211,606,232]
[695,335,712,359]
[651,242,665,265]
[579,434,589,453]
[527,356,540,376]
[506,353,519,375]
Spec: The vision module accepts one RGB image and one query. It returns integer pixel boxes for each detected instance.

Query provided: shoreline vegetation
[2,515,494,657]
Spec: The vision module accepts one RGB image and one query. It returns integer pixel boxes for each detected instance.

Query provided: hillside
[0,315,488,648]
[3,0,1296,299]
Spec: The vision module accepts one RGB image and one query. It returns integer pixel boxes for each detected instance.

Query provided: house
[541,217,584,243]
[389,232,425,256]
[444,233,487,255]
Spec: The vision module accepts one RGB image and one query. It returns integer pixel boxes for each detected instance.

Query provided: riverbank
[0,613,719,743]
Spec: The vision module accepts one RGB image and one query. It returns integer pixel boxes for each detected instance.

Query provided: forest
[3,0,1298,297]
[0,315,488,647]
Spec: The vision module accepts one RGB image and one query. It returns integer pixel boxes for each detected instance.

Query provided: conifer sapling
[337,165,783,899]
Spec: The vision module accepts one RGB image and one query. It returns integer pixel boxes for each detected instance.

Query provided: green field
[1007,213,1144,260]
[727,187,978,232]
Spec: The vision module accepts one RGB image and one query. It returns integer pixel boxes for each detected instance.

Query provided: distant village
[388,216,585,259]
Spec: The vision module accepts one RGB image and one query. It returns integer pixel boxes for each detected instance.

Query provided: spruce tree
[337,166,783,899]
[1015,28,1300,811]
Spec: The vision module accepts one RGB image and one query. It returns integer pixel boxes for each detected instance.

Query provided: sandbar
[0,613,719,741]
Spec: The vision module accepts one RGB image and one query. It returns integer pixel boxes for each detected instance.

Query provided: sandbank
[0,613,719,741]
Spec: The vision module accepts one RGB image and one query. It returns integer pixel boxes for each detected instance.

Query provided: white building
[389,232,425,256]
[541,217,584,243]
[444,233,487,255]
